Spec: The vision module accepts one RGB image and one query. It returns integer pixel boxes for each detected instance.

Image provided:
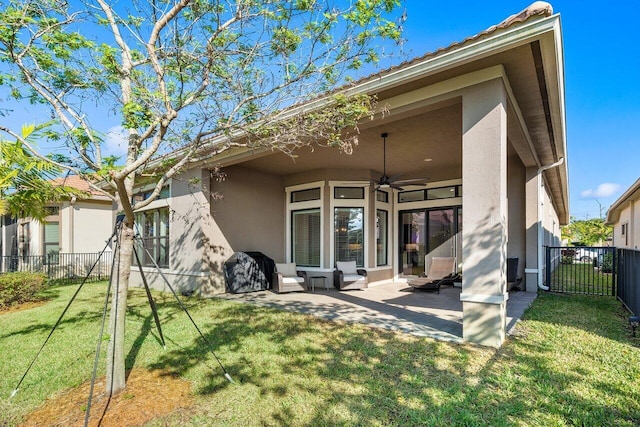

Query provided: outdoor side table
[309,276,327,292]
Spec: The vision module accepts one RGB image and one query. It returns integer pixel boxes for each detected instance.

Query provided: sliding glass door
[399,207,461,276]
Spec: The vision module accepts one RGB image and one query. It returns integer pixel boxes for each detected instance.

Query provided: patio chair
[334,261,368,290]
[408,256,457,293]
[273,262,308,293]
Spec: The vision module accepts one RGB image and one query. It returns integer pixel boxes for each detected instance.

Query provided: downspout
[537,157,564,290]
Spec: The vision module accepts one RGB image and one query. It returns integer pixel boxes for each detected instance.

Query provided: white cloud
[580,183,621,199]
[103,125,128,158]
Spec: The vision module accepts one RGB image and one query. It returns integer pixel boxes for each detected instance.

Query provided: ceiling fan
[371,132,429,191]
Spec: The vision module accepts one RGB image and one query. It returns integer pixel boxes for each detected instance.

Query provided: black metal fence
[545,246,616,296]
[617,248,640,316]
[0,252,112,284]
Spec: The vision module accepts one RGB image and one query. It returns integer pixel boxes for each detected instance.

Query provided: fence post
[614,248,619,298]
[545,246,551,291]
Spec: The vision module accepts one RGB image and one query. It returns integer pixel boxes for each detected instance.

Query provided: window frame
[134,207,170,268]
[285,181,324,268]
[375,189,391,267]
[622,222,629,246]
[291,207,322,268]
[334,206,365,268]
[329,181,369,268]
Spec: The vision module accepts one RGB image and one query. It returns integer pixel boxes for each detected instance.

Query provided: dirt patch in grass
[0,300,47,315]
[20,368,193,427]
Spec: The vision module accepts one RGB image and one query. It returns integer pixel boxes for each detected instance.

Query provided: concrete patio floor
[216,282,537,343]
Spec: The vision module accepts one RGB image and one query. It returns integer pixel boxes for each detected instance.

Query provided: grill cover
[224,251,275,293]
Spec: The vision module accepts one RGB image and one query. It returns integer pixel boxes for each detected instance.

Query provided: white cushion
[281,276,304,284]
[336,261,358,275]
[343,274,365,282]
[276,262,298,277]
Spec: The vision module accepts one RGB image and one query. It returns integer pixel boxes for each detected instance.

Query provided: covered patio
[217,284,537,343]
[139,3,568,348]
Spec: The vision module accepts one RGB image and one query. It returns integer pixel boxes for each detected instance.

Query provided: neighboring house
[0,175,115,261]
[606,177,640,250]
[131,2,569,347]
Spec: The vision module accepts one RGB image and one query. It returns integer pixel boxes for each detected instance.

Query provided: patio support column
[525,167,540,292]
[461,79,508,348]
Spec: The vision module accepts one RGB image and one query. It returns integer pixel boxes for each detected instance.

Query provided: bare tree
[0,0,403,393]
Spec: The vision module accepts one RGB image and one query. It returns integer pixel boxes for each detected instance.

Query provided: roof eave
[207,15,566,158]
[605,177,640,224]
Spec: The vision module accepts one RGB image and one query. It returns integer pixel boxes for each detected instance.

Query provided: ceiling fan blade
[390,183,404,191]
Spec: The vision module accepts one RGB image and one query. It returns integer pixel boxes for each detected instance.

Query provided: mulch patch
[20,368,194,426]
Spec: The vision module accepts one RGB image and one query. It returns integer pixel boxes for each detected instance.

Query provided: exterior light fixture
[630,316,640,337]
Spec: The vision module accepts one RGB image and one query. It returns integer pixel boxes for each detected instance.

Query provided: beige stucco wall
[199,165,285,294]
[460,78,508,347]
[130,165,284,296]
[612,207,628,248]
[209,165,285,258]
[142,166,284,296]
[0,217,17,257]
[612,201,639,249]
[64,201,114,253]
[507,146,526,280]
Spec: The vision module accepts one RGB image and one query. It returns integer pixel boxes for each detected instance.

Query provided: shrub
[561,255,574,265]
[0,272,48,309]
[601,252,614,273]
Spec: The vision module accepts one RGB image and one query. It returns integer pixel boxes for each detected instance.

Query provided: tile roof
[51,174,109,200]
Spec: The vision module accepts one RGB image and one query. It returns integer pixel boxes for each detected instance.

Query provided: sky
[398,1,640,220]
[2,1,638,221]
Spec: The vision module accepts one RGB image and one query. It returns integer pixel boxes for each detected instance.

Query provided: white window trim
[133,207,171,269]
[392,178,463,281]
[285,181,325,267]
[329,181,369,268]
[375,190,391,267]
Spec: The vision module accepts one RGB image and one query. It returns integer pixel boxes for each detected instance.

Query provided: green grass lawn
[1,282,639,426]
[549,262,614,295]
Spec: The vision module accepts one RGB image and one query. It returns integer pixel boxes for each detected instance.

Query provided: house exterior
[605,177,640,250]
[130,2,569,347]
[0,175,115,261]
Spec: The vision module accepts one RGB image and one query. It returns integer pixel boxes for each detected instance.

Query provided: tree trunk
[106,219,135,395]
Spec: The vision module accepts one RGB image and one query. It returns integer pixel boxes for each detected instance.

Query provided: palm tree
[1,124,84,221]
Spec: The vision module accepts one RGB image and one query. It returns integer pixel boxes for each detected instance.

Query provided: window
[376,210,388,266]
[427,186,459,199]
[19,223,30,260]
[398,185,461,203]
[133,186,170,203]
[376,190,389,203]
[622,223,629,246]
[287,182,324,267]
[291,188,320,203]
[44,222,60,264]
[135,207,169,268]
[334,187,364,199]
[398,190,425,203]
[292,209,321,267]
[334,207,364,267]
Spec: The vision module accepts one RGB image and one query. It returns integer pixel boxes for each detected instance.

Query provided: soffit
[239,102,463,183]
